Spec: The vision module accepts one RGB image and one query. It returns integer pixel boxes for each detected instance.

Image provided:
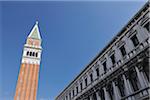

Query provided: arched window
[36,52,38,57]
[26,51,29,56]
[117,78,125,97]
[129,69,140,92]
[32,52,35,56]
[92,93,97,100]
[30,52,32,56]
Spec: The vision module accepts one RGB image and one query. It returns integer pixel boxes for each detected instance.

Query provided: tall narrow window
[36,52,38,57]
[80,82,83,91]
[118,78,125,97]
[144,21,150,32]
[108,86,114,100]
[93,93,97,100]
[69,92,71,99]
[90,74,93,82]
[143,60,149,82]
[131,34,139,47]
[99,89,105,100]
[87,97,90,100]
[96,68,100,77]
[76,86,78,94]
[119,45,126,57]
[29,52,32,56]
[85,78,88,87]
[103,61,107,73]
[72,90,75,97]
[32,52,35,56]
[26,51,29,56]
[110,54,116,65]
[129,70,140,92]
[66,96,68,100]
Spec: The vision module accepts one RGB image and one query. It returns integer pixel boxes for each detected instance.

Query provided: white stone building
[56,2,150,100]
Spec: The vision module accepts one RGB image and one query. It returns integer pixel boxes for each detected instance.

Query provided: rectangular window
[99,89,105,100]
[131,34,139,47]
[66,96,68,100]
[96,68,100,77]
[119,45,126,57]
[69,92,71,99]
[103,61,107,73]
[90,74,93,82]
[26,51,29,56]
[110,54,116,65]
[80,82,83,90]
[144,21,150,32]
[85,78,88,87]
[72,90,75,97]
[93,93,97,100]
[131,77,139,91]
[118,81,125,97]
[76,86,78,94]
[36,52,38,57]
[108,87,114,100]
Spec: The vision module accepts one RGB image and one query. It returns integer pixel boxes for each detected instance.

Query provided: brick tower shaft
[14,21,42,100]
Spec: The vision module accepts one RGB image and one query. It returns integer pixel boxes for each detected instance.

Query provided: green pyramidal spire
[28,21,41,40]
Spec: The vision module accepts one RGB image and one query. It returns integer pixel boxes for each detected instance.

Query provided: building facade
[14,22,42,100]
[56,2,149,100]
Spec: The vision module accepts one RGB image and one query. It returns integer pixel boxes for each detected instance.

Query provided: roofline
[55,1,149,99]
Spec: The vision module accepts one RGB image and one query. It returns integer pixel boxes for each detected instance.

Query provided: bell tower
[14,21,42,100]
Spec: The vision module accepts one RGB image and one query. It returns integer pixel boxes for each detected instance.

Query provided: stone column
[103,87,111,100]
[114,46,122,64]
[137,24,150,42]
[135,66,149,95]
[135,67,147,88]
[96,92,101,100]
[124,36,133,53]
[140,71,149,87]
[112,81,121,100]
[89,96,92,100]
[122,74,134,100]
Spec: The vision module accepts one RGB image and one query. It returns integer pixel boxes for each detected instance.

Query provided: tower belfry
[14,21,42,100]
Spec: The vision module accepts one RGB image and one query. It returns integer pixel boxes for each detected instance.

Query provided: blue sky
[0,1,147,100]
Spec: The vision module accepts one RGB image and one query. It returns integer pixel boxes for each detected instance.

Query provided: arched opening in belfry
[26,51,29,56]
[30,52,32,56]
[36,52,38,57]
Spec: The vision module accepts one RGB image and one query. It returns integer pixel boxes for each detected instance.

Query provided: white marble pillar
[112,82,121,100]
[90,96,92,100]
[135,67,147,88]
[123,75,133,94]
[135,66,149,95]
[124,36,134,53]
[96,92,101,100]
[122,75,134,100]
[137,24,150,42]
[114,46,121,63]
[140,71,149,87]
[103,87,111,100]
